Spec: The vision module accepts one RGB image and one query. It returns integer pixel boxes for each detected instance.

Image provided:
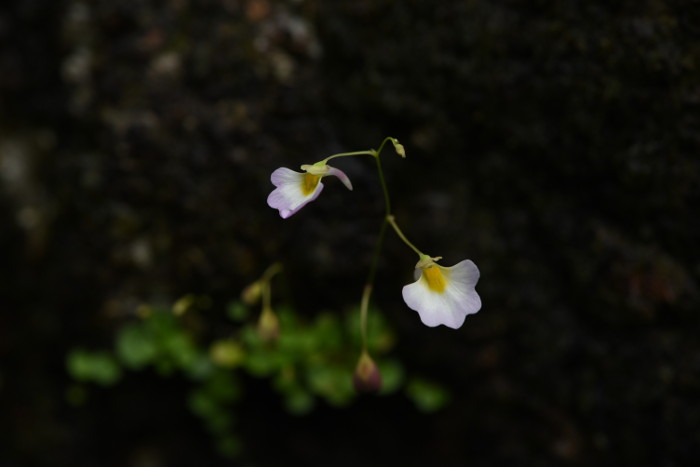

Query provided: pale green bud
[391,138,406,158]
[257,306,280,343]
[241,281,263,305]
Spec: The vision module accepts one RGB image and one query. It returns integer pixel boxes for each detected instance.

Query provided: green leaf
[226,301,249,322]
[406,378,451,412]
[116,324,157,369]
[216,436,242,458]
[185,354,215,381]
[284,389,315,415]
[188,389,219,418]
[164,333,198,370]
[377,359,404,394]
[66,350,122,386]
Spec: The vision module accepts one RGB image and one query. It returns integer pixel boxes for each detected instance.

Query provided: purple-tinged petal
[270,167,301,188]
[325,166,353,191]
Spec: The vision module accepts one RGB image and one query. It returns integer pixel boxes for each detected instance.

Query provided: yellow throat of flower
[302,173,322,196]
[423,266,446,293]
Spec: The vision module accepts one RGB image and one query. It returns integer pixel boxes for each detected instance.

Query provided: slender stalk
[261,262,282,282]
[374,154,392,216]
[262,280,271,311]
[366,218,388,287]
[359,284,372,351]
[326,136,397,164]
[358,209,388,352]
[356,137,414,356]
[387,215,423,257]
[374,136,395,159]
[324,150,376,163]
[356,140,395,353]
[260,262,281,310]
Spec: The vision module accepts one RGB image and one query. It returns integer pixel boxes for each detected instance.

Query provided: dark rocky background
[1,0,699,465]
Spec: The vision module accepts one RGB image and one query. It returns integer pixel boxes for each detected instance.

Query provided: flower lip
[301,172,322,196]
[402,258,481,329]
[422,266,446,293]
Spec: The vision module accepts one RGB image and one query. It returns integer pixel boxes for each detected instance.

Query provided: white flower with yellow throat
[402,254,481,329]
[267,161,353,218]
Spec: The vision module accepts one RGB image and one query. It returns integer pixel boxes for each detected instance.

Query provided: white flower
[402,255,481,329]
[267,162,353,218]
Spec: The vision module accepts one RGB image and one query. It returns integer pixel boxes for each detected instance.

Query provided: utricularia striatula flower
[402,255,481,329]
[267,161,353,218]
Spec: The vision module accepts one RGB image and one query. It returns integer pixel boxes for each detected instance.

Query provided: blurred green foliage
[66,350,122,386]
[66,294,448,458]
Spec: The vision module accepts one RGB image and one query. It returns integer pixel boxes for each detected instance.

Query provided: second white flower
[402,256,482,329]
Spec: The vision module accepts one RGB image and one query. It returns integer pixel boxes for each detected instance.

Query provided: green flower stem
[262,280,271,311]
[324,136,401,164]
[359,284,372,351]
[374,152,392,215]
[359,217,386,353]
[366,218,388,287]
[261,262,282,282]
[386,215,423,257]
[357,137,417,354]
[374,136,394,159]
[260,263,281,310]
[323,150,375,162]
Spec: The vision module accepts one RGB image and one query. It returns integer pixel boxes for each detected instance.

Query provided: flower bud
[210,340,245,368]
[241,281,263,305]
[353,351,382,393]
[257,307,280,343]
[391,138,406,158]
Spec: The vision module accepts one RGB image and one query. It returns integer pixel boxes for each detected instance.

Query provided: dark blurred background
[2,0,699,465]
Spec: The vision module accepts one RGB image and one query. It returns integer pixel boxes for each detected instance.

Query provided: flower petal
[270,167,301,187]
[401,259,481,329]
[443,260,481,311]
[325,166,353,191]
[442,259,480,287]
[402,279,452,327]
[267,167,324,218]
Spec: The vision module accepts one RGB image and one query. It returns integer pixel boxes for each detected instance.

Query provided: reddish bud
[353,351,382,393]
